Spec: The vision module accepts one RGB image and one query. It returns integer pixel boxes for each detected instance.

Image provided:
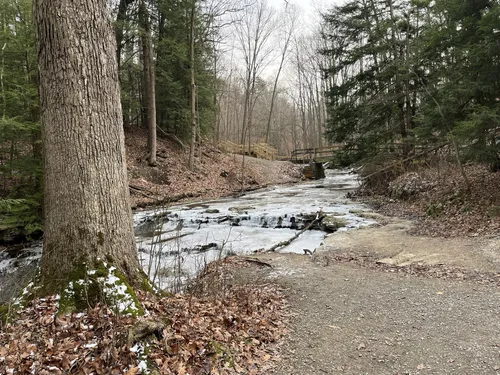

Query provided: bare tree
[290,33,327,149]
[139,0,157,166]
[34,0,141,293]
[233,0,276,148]
[115,0,135,71]
[265,3,297,144]
[189,0,197,169]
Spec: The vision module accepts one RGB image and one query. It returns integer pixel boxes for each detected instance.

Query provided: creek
[0,169,376,295]
[133,169,376,291]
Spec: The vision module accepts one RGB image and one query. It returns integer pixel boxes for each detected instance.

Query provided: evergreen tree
[0,0,42,241]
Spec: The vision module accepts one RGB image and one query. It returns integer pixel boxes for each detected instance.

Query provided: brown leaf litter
[0,257,289,374]
[124,126,302,208]
[359,162,500,237]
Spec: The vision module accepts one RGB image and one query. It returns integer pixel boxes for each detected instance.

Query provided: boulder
[388,172,433,199]
[0,227,27,245]
[320,215,348,232]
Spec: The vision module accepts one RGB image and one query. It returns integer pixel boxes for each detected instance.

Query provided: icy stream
[134,169,376,290]
[0,170,376,293]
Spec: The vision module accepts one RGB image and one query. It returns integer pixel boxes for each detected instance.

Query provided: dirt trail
[253,214,500,375]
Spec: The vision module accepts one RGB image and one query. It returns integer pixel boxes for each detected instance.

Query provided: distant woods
[106,0,329,159]
[321,0,500,166]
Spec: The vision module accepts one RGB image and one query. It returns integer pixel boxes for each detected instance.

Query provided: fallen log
[238,257,273,268]
[261,211,325,253]
[129,185,158,200]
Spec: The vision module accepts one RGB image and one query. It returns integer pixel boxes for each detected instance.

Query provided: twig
[156,125,185,149]
[151,232,194,244]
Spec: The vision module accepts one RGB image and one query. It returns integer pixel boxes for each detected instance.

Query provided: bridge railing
[290,143,428,162]
[291,145,345,161]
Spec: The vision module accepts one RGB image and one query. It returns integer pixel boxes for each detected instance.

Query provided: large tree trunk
[34,0,141,293]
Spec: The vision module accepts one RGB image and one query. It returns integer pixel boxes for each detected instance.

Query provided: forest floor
[124,126,302,208]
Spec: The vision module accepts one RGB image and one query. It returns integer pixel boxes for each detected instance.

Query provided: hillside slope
[124,126,302,208]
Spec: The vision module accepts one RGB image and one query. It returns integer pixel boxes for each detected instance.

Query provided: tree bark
[188,0,197,170]
[34,0,141,292]
[139,0,157,166]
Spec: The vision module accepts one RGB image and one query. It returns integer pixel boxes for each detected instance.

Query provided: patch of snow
[95,266,138,315]
[130,343,150,374]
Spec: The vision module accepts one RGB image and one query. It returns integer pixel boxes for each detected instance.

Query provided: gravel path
[255,250,500,375]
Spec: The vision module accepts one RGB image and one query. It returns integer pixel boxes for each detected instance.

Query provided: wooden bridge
[217,141,347,163]
[289,143,422,163]
[217,141,416,164]
[290,145,346,163]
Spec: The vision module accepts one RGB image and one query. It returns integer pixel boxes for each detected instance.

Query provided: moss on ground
[209,341,235,368]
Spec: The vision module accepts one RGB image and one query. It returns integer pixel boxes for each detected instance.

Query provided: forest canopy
[320,0,500,165]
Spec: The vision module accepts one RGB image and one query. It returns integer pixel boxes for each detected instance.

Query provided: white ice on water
[0,170,376,292]
[134,170,376,290]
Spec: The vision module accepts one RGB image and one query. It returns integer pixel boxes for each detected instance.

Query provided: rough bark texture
[188,1,197,170]
[34,0,141,292]
[139,0,157,166]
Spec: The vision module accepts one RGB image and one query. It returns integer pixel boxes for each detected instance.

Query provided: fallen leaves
[359,163,500,238]
[124,126,302,208]
[0,257,289,374]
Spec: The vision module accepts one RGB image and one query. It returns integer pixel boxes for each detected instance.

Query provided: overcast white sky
[267,0,340,19]
[220,0,343,81]
[260,0,340,80]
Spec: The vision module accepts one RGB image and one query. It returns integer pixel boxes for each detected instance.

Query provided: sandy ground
[318,214,500,273]
[250,213,500,375]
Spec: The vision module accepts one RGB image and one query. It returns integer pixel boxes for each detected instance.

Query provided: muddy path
[252,215,500,375]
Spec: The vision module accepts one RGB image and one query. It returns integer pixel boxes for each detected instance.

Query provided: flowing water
[133,169,376,290]
[0,169,376,294]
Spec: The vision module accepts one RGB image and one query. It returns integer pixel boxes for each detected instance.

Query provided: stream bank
[249,211,500,374]
[125,124,303,208]
[0,169,373,300]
